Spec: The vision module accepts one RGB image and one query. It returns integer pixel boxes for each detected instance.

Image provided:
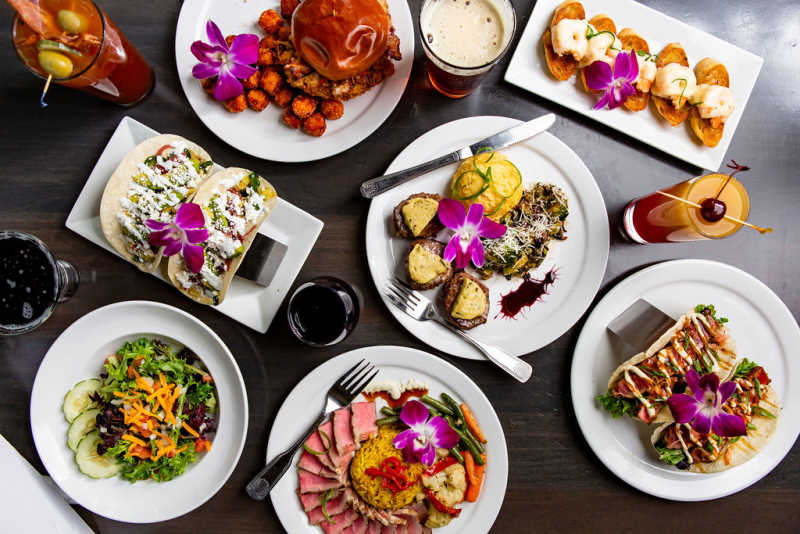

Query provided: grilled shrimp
[422,463,467,507]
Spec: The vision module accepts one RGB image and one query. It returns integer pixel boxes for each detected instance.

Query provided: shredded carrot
[122,434,146,447]
[182,421,200,438]
[158,373,167,388]
[154,445,176,460]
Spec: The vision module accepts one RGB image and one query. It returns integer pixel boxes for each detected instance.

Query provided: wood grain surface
[1,0,798,532]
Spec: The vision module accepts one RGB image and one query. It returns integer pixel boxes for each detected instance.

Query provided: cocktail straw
[40,74,52,108]
[656,190,773,234]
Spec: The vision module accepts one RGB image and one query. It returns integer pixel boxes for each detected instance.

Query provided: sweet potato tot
[651,43,690,126]
[302,113,327,137]
[241,69,260,90]
[543,1,586,81]
[320,99,344,120]
[246,89,269,112]
[689,58,730,147]
[258,9,283,34]
[258,68,283,95]
[273,87,294,108]
[282,107,301,129]
[291,94,317,119]
[618,28,650,111]
[578,15,617,93]
[224,94,247,113]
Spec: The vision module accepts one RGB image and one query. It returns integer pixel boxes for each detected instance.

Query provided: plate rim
[29,300,249,523]
[570,258,800,501]
[365,115,610,359]
[267,345,510,534]
[173,0,415,162]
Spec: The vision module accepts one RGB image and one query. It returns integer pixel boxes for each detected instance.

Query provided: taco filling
[654,360,776,470]
[598,305,735,422]
[172,170,276,305]
[116,141,213,265]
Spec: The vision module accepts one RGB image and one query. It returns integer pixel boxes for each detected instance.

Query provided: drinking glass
[287,277,360,347]
[0,231,79,335]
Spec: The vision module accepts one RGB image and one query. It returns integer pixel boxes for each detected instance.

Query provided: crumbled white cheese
[363,378,429,399]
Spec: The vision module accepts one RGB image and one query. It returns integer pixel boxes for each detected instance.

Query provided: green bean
[453,427,484,464]
[440,392,465,426]
[380,406,398,417]
[376,416,399,426]
[421,395,454,416]
[449,447,465,464]
[464,425,485,453]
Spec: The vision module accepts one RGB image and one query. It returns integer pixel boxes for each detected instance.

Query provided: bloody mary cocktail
[622,173,750,243]
[10,0,154,105]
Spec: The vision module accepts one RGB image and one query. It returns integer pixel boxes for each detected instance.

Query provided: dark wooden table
[2,0,798,532]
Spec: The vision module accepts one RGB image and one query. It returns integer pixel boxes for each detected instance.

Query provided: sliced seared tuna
[403,517,423,534]
[297,488,342,512]
[342,516,368,534]
[321,508,359,534]
[307,491,350,525]
[299,470,342,494]
[333,408,357,456]
[380,525,395,534]
[366,521,382,534]
[305,425,338,473]
[351,402,378,443]
[298,451,340,480]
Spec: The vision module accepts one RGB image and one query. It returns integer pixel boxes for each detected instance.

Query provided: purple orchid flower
[190,20,259,101]
[392,400,459,466]
[667,370,747,438]
[145,203,209,273]
[438,198,506,269]
[584,50,639,110]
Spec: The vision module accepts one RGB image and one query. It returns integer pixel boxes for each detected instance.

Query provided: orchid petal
[182,243,205,273]
[147,228,172,247]
[192,62,221,80]
[392,428,417,451]
[228,62,257,80]
[698,373,720,401]
[428,416,460,449]
[685,370,701,399]
[613,51,637,81]
[692,409,712,434]
[417,443,436,466]
[477,216,506,239]
[443,234,459,263]
[175,203,206,229]
[213,72,244,101]
[144,219,170,231]
[607,85,627,110]
[465,202,485,228]
[398,400,429,427]
[592,91,611,111]
[584,61,613,91]
[437,198,466,230]
[162,238,183,257]
[712,411,747,438]
[467,235,485,268]
[230,34,259,65]
[718,380,737,405]
[184,228,210,244]
[190,40,223,63]
[453,243,471,269]
[667,393,701,423]
[205,20,228,50]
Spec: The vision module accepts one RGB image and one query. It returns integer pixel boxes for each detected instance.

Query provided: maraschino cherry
[698,160,749,223]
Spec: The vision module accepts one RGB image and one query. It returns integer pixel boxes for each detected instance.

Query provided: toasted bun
[618,28,650,111]
[291,0,390,80]
[543,1,585,81]
[689,58,730,147]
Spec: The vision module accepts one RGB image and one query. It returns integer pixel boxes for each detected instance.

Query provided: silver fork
[386,278,533,383]
[245,359,378,500]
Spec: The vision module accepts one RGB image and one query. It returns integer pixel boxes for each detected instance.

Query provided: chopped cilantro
[596,392,638,418]
[655,444,686,465]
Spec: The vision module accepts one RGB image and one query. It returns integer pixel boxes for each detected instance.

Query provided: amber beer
[420,0,516,98]
[622,174,750,243]
[11,0,154,106]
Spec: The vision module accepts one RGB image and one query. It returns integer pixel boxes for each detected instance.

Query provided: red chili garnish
[424,488,461,517]
[156,144,172,156]
[365,457,414,494]
[424,456,457,477]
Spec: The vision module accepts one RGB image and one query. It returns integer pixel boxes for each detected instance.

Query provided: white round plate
[175,0,413,162]
[30,301,248,523]
[366,116,609,360]
[571,259,800,501]
[268,345,509,534]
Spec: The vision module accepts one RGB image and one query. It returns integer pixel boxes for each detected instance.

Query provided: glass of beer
[621,174,750,244]
[0,231,79,335]
[420,0,516,98]
[11,0,155,106]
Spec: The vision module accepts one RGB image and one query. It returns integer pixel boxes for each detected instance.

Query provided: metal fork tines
[245,359,378,501]
[385,278,532,383]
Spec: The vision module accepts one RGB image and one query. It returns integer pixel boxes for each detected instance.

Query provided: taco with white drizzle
[100,135,214,272]
[650,358,780,472]
[167,167,277,306]
[597,305,737,423]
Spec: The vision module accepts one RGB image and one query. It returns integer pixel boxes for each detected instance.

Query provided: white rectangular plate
[65,116,323,333]
[504,0,763,170]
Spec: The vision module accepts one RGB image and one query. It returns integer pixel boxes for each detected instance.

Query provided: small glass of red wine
[1,231,79,335]
[286,277,360,347]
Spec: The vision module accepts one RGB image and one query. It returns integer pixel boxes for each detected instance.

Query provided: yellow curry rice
[350,426,425,510]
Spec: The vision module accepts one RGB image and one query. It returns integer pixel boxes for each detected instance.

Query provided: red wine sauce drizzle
[496,267,558,320]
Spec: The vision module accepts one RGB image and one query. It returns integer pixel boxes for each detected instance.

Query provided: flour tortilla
[99,134,213,272]
[650,385,780,473]
[167,167,278,306]
[606,310,738,422]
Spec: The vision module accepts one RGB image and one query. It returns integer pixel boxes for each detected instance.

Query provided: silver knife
[359,113,556,199]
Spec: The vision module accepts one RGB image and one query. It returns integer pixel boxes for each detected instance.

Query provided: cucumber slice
[62,379,100,423]
[67,408,100,452]
[75,431,121,479]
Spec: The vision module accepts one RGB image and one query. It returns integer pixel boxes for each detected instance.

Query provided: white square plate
[65,116,323,332]
[504,0,763,170]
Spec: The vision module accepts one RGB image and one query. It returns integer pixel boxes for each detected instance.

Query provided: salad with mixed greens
[62,337,217,483]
